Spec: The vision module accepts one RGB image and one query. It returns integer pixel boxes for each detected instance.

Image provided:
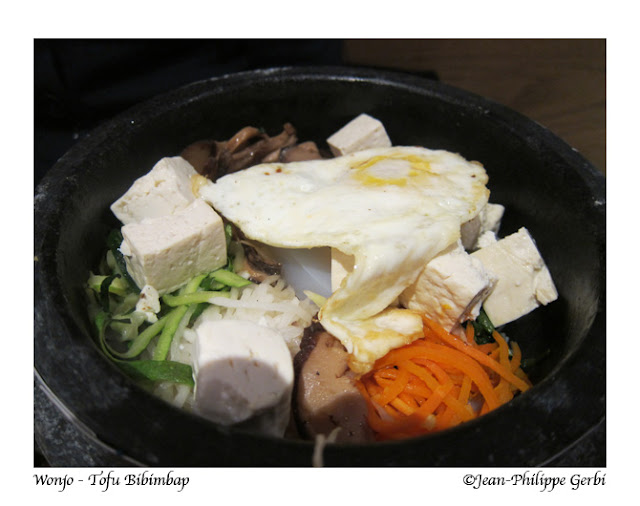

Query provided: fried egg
[198,146,489,372]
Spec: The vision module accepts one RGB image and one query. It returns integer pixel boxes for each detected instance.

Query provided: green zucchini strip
[151,273,208,361]
[114,315,168,359]
[162,290,231,307]
[152,306,190,361]
[96,311,167,359]
[94,312,193,386]
[106,229,139,292]
[118,360,194,387]
[89,273,130,298]
[210,268,253,288]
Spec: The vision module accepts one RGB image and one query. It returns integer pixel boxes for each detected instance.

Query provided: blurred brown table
[343,39,605,174]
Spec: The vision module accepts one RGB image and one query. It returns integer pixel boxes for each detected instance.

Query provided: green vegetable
[152,306,190,361]
[89,234,258,387]
[88,273,130,298]
[111,292,140,319]
[224,223,233,248]
[118,360,194,387]
[108,311,146,342]
[96,311,166,359]
[106,229,139,292]
[201,277,226,291]
[210,268,252,288]
[184,272,209,293]
[188,302,209,326]
[99,274,119,311]
[162,290,231,307]
[151,273,208,361]
[471,308,497,345]
[114,315,168,359]
[95,311,193,386]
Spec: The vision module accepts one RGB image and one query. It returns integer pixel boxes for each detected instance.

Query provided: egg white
[199,146,489,372]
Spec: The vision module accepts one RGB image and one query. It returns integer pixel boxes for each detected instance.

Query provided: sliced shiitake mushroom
[181,123,301,180]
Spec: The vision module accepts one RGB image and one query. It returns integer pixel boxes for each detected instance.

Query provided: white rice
[149,274,317,409]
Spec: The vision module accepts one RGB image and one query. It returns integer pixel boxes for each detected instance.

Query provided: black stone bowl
[34,66,605,467]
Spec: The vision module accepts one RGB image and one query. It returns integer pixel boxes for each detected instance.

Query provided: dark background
[34,39,605,187]
[34,39,344,186]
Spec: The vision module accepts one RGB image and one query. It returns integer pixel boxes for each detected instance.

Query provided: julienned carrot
[373,366,411,406]
[403,359,481,420]
[459,375,473,405]
[510,341,523,372]
[465,322,475,343]
[378,342,501,410]
[423,317,531,393]
[491,330,517,403]
[493,330,510,368]
[476,342,499,354]
[356,317,532,441]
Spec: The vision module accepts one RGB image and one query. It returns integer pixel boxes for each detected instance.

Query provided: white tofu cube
[135,284,161,323]
[471,227,558,327]
[461,203,505,251]
[192,319,294,436]
[476,230,498,249]
[399,240,497,332]
[111,156,198,225]
[326,113,392,157]
[120,199,227,294]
